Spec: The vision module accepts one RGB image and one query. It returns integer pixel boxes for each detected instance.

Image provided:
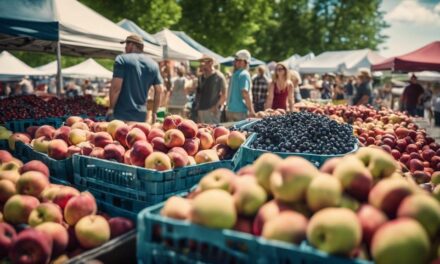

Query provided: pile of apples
[0,95,107,122]
[160,147,440,263]
[8,114,246,171]
[0,151,134,264]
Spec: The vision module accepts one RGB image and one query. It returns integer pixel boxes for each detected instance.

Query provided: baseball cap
[198,54,215,62]
[120,34,144,45]
[234,49,251,63]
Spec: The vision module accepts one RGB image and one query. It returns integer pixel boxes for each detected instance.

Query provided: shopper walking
[251,65,269,112]
[225,49,255,121]
[195,55,227,124]
[265,63,294,111]
[107,34,163,123]
[401,74,424,116]
[352,69,372,106]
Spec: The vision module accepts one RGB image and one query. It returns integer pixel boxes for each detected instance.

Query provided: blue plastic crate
[231,119,258,130]
[0,139,8,150]
[137,202,372,264]
[72,154,236,216]
[236,133,359,169]
[4,117,64,132]
[20,144,74,183]
[137,201,258,264]
[256,239,372,264]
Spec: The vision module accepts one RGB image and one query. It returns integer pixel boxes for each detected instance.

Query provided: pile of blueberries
[244,112,357,155]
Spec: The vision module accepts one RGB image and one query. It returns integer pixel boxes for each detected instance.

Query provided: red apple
[130,140,153,167]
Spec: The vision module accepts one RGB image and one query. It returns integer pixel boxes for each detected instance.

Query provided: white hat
[234,49,251,63]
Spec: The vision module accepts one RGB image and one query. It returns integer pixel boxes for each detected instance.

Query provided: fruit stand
[0,98,439,264]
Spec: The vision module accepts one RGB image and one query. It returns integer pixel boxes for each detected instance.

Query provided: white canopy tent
[410,71,440,82]
[0,0,162,58]
[299,49,384,75]
[283,52,315,70]
[154,29,202,61]
[0,51,43,79]
[62,58,112,79]
[36,61,57,76]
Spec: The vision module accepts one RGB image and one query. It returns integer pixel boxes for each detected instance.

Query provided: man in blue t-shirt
[107,34,163,123]
[226,49,256,121]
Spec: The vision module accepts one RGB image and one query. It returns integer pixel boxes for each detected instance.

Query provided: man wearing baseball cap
[107,34,163,123]
[225,49,255,121]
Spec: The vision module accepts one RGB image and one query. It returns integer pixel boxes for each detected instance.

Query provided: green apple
[307,208,362,255]
[371,218,430,264]
[397,194,440,238]
[190,189,236,229]
[306,174,342,212]
[253,153,282,193]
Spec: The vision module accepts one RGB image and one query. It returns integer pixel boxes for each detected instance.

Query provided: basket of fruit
[237,112,358,168]
[137,146,439,264]
[67,115,248,217]
[0,156,136,264]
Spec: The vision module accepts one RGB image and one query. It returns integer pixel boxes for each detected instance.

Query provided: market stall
[372,41,440,72]
[299,49,384,75]
[0,51,44,80]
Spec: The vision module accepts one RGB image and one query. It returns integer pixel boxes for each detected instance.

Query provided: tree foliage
[13,0,388,66]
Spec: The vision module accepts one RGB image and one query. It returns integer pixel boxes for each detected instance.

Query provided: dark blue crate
[72,154,235,216]
[137,202,373,264]
[231,119,258,130]
[137,202,258,264]
[20,143,74,183]
[236,133,359,169]
[257,239,372,264]
[4,117,64,132]
[0,139,8,150]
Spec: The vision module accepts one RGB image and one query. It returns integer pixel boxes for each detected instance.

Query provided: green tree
[79,0,181,33]
[176,0,274,57]
[307,0,388,54]
[251,0,311,61]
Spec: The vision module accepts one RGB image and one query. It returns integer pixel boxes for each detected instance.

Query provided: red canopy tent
[372,41,440,72]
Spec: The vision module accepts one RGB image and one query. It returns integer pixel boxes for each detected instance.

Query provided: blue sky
[379,0,440,57]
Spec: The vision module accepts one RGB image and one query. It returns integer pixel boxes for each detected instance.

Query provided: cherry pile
[0,95,107,122]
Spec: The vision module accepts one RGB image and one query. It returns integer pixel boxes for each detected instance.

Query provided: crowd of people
[140,49,440,127]
[1,34,439,127]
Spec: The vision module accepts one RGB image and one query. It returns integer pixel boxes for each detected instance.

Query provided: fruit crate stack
[5,115,248,220]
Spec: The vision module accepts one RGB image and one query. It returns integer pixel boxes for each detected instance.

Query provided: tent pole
[56,41,62,97]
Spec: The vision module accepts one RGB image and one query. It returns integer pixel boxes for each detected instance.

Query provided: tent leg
[56,41,62,97]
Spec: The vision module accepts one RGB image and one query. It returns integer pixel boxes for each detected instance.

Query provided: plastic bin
[72,153,237,217]
[4,117,64,132]
[0,139,8,150]
[67,230,137,264]
[137,202,372,264]
[137,202,258,264]
[236,133,358,169]
[20,143,74,183]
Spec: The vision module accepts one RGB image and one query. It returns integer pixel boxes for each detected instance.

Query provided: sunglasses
[276,67,286,71]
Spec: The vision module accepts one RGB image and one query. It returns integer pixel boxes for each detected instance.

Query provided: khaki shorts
[226,111,247,122]
[198,109,220,124]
